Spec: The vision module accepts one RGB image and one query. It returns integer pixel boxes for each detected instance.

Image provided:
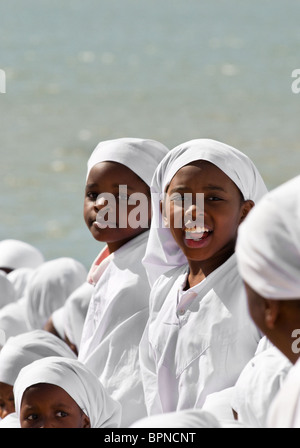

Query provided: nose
[184,202,204,228]
[39,417,56,428]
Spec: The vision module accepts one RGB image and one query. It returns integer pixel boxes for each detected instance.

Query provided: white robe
[139,253,261,415]
[231,336,292,428]
[78,231,151,427]
[267,357,300,428]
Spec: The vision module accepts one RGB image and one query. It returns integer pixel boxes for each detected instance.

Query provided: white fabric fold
[0,239,44,270]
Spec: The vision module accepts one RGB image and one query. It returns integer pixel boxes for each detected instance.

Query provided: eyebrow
[168,184,226,195]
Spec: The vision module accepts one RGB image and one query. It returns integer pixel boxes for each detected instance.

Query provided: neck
[186,249,234,289]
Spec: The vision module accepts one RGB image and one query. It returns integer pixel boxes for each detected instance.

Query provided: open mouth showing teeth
[184,226,212,240]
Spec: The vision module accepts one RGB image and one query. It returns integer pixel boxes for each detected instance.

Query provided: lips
[93,220,117,229]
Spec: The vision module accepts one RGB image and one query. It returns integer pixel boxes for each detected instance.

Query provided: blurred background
[0,0,299,269]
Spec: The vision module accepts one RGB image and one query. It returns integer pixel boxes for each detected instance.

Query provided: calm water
[0,0,299,268]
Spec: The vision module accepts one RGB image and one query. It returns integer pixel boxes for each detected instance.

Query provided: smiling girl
[139,138,268,416]
[78,137,169,427]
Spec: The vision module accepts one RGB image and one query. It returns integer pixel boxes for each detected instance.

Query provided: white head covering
[86,137,169,185]
[14,356,122,428]
[0,239,44,270]
[7,268,34,300]
[0,329,76,386]
[25,257,87,330]
[236,175,300,299]
[143,138,268,286]
[0,271,16,308]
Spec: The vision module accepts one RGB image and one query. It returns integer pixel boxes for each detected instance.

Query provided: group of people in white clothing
[0,136,299,428]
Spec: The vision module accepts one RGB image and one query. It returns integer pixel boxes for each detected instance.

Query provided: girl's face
[20,383,90,428]
[84,161,151,253]
[0,382,14,419]
[163,161,253,271]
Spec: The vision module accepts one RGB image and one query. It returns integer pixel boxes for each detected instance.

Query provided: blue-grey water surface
[0,0,299,268]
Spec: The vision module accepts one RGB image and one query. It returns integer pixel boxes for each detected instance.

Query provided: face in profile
[162,160,253,270]
[19,383,90,428]
[84,161,151,253]
[0,382,14,419]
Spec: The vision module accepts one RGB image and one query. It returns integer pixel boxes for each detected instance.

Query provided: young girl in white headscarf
[14,356,122,428]
[139,138,268,416]
[235,174,300,428]
[78,137,169,427]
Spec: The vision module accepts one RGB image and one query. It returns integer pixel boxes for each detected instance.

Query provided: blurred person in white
[78,137,169,427]
[235,174,300,428]
[25,257,87,331]
[0,239,44,274]
[14,356,122,428]
[0,329,76,427]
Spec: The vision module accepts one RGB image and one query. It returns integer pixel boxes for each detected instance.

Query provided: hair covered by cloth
[86,137,169,186]
[142,138,268,286]
[25,257,87,330]
[0,329,76,386]
[0,239,44,270]
[236,174,300,299]
[14,356,122,428]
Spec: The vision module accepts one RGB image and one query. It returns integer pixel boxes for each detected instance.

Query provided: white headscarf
[14,356,122,428]
[25,257,87,330]
[0,329,76,386]
[267,357,300,428]
[143,138,268,286]
[0,272,16,308]
[236,175,300,299]
[86,137,169,185]
[231,336,292,428]
[0,239,44,270]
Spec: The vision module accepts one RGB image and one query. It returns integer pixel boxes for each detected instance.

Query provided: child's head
[25,257,87,330]
[14,356,122,428]
[163,160,253,272]
[236,175,300,364]
[0,329,76,418]
[143,139,268,285]
[84,138,169,253]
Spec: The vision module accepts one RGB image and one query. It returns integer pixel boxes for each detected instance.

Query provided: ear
[82,413,91,428]
[239,200,255,224]
[160,200,169,227]
[264,299,281,330]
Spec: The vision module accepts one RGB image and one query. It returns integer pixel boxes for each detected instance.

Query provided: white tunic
[78,231,151,427]
[139,253,261,415]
